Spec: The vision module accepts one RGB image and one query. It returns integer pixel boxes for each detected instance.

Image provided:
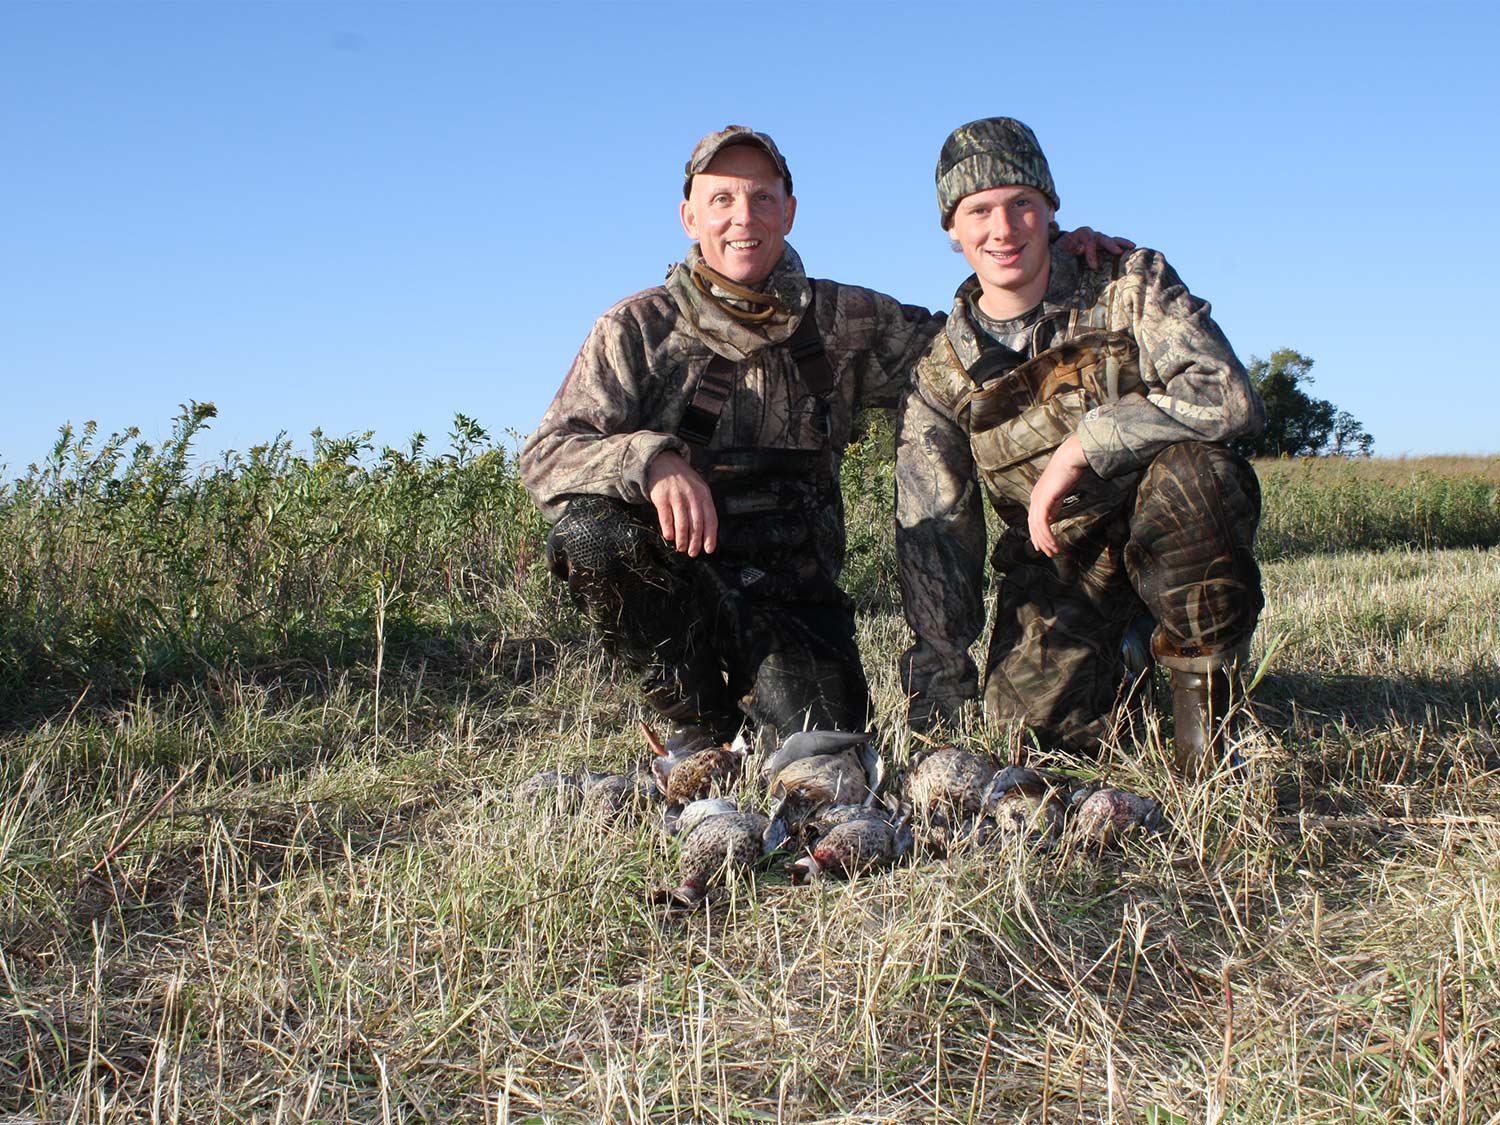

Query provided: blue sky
[4,0,1497,474]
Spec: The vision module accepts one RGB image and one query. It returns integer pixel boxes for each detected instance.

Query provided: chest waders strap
[676,290,835,448]
[676,357,735,446]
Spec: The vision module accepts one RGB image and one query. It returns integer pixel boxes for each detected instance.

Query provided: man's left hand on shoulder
[1055,227,1136,271]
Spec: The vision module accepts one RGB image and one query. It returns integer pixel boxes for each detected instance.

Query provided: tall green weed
[1257,459,1500,558]
[840,410,900,610]
[0,406,565,715]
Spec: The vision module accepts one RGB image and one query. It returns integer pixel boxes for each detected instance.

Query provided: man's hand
[646,451,717,556]
[1028,434,1089,557]
[1055,226,1136,271]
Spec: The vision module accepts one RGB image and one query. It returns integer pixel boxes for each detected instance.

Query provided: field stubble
[1,432,1498,1122]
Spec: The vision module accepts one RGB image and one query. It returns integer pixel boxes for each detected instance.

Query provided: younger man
[897,118,1265,770]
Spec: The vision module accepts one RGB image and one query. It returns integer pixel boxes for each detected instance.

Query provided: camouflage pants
[545,495,871,739]
[984,442,1262,751]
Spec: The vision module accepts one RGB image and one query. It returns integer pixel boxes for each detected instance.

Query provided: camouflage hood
[665,243,814,363]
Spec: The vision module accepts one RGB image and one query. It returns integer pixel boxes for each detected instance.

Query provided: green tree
[1330,408,1375,457]
[1234,348,1373,458]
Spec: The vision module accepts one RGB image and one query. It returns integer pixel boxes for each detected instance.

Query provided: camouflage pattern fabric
[689,447,847,606]
[1130,441,1263,662]
[684,125,793,197]
[960,329,1145,525]
[982,443,1261,750]
[547,495,870,738]
[897,245,1265,743]
[522,243,939,589]
[936,117,1059,226]
[523,243,939,734]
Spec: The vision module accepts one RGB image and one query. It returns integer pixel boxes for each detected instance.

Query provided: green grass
[0,407,568,718]
[1256,457,1500,559]
[1,417,1498,1122]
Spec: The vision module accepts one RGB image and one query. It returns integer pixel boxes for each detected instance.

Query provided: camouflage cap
[684,125,793,199]
[935,117,1058,228]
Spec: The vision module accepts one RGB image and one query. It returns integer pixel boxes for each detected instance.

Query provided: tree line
[1234,348,1373,459]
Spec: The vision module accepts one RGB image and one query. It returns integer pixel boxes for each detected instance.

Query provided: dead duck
[1067,785,1164,848]
[580,769,658,824]
[766,746,880,841]
[652,808,771,909]
[512,768,583,813]
[906,746,995,828]
[789,806,913,884]
[758,729,875,788]
[644,722,747,807]
[976,765,1067,844]
[665,796,739,838]
[802,800,898,840]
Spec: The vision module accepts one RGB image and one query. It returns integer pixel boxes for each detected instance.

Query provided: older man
[897,118,1265,772]
[522,125,1119,742]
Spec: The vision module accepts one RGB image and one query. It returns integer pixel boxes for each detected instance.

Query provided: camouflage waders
[959,332,1262,752]
[546,473,871,741]
[984,440,1261,751]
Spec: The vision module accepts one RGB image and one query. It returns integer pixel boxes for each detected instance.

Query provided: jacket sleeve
[519,311,690,522]
[894,360,986,730]
[825,282,944,412]
[1076,250,1265,479]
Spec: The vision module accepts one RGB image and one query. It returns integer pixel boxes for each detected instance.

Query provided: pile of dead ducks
[514,723,1163,910]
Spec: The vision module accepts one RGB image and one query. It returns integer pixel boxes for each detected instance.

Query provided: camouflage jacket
[521,244,939,585]
[895,245,1264,724]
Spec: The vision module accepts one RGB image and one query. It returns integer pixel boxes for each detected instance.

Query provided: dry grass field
[1,437,1497,1123]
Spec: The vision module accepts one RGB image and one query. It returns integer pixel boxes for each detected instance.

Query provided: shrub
[0,406,568,715]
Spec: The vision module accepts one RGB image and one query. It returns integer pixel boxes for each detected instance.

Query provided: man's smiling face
[680,144,796,287]
[948,184,1054,317]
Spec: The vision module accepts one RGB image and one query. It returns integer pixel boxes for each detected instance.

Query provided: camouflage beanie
[935,117,1058,228]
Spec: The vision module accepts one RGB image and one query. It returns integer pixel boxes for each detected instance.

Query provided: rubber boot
[1155,638,1250,778]
[640,650,740,744]
[739,647,872,742]
[1167,665,1235,776]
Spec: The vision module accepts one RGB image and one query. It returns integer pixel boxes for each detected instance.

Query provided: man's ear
[781,194,797,235]
[680,197,700,241]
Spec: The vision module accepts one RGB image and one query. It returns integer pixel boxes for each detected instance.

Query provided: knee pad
[545,495,654,579]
